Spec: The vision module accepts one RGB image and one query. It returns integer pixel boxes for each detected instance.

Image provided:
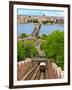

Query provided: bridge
[32,23,41,38]
[17,23,41,41]
[32,57,48,62]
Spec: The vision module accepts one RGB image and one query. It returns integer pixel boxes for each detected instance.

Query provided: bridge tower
[32,23,41,38]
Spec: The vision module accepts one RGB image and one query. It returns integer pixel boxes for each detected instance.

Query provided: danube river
[17,23,64,36]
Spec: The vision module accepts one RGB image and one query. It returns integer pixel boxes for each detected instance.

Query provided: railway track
[21,63,38,80]
[40,71,45,79]
[21,62,48,80]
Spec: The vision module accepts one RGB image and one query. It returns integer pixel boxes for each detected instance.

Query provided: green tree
[30,47,38,57]
[17,41,26,62]
[24,40,38,57]
[17,40,38,62]
[21,33,27,38]
[41,34,47,40]
[41,30,64,70]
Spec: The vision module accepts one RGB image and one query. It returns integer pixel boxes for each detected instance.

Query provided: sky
[17,8,64,17]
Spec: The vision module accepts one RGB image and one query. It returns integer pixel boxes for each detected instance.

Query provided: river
[17,23,64,36]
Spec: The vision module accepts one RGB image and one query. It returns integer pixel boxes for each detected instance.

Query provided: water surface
[17,23,64,36]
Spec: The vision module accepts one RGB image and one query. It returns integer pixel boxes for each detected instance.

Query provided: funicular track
[21,60,48,80]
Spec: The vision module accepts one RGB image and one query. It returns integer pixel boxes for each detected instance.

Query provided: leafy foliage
[21,33,27,38]
[17,41,26,62]
[17,40,38,62]
[41,34,47,40]
[41,30,64,70]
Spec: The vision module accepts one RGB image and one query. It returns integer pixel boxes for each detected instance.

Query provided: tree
[23,40,38,57]
[30,47,38,57]
[17,41,26,62]
[41,30,64,70]
[21,33,27,38]
[41,34,47,40]
[17,40,38,62]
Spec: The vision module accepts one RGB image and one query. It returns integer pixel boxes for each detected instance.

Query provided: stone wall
[17,58,34,80]
[48,61,64,79]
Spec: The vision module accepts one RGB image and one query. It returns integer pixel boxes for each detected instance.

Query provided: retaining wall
[48,61,64,79]
[17,58,33,80]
